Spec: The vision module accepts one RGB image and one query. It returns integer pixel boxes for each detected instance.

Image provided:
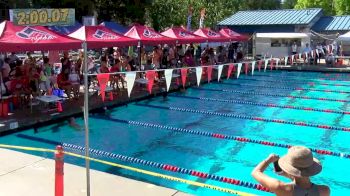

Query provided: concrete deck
[0,148,189,196]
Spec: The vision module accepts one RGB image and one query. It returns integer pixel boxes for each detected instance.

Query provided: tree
[334,0,350,15]
[282,0,297,9]
[239,0,281,10]
[295,0,335,15]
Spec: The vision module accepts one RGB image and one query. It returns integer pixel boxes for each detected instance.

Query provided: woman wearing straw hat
[252,146,330,196]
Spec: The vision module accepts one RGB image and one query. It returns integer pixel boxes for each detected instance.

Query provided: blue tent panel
[48,21,82,35]
[100,21,128,34]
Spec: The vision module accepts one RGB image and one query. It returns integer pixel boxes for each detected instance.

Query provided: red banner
[244,62,249,75]
[97,73,110,101]
[258,61,262,71]
[207,66,213,82]
[146,70,156,94]
[181,68,188,88]
[227,64,234,79]
[270,59,274,70]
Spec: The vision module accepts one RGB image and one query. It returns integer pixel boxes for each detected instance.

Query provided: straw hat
[278,146,322,177]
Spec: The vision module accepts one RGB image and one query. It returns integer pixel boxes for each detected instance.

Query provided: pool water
[1,71,350,195]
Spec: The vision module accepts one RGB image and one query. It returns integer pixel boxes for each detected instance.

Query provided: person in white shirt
[291,42,298,55]
[2,58,11,82]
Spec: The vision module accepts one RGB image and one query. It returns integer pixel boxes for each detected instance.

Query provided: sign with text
[9,9,75,26]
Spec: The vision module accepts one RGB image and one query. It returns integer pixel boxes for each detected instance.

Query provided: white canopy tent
[337,31,350,42]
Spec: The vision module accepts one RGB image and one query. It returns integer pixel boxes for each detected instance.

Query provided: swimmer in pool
[68,117,82,130]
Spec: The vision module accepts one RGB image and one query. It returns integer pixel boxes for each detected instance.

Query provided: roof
[218,8,322,26]
[256,33,309,38]
[312,16,350,31]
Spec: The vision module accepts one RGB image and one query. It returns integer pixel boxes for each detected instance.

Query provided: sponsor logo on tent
[207,30,219,37]
[228,29,238,36]
[93,29,119,40]
[143,29,161,38]
[16,27,56,41]
[178,31,195,38]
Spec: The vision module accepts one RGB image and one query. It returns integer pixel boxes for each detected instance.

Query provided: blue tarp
[100,21,128,34]
[48,21,82,35]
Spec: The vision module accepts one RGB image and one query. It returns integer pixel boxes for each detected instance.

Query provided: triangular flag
[97,73,110,101]
[251,61,256,75]
[316,49,319,57]
[305,52,308,59]
[164,69,173,92]
[311,50,314,58]
[217,65,223,81]
[285,56,288,66]
[181,68,188,88]
[276,59,279,69]
[207,66,213,83]
[227,64,234,79]
[195,67,202,86]
[125,72,136,97]
[264,60,268,72]
[146,70,156,94]
[298,53,302,59]
[244,62,249,75]
[258,61,262,71]
[237,63,242,78]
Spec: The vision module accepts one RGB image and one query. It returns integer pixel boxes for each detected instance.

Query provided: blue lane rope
[252,74,350,82]
[134,103,350,132]
[219,83,350,94]
[168,95,350,115]
[236,78,350,87]
[193,88,350,103]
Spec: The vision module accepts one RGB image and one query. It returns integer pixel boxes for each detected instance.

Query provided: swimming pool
[1,70,350,195]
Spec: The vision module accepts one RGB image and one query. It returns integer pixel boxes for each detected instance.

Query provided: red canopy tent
[68,26,138,48]
[219,28,249,41]
[193,28,230,42]
[0,21,82,52]
[161,27,207,44]
[124,24,175,45]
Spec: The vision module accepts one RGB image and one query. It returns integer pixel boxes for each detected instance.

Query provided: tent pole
[83,41,91,196]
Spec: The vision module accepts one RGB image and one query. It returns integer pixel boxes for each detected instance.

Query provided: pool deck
[0,63,349,136]
[0,148,189,196]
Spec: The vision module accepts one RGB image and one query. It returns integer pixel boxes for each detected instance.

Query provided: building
[218,8,350,57]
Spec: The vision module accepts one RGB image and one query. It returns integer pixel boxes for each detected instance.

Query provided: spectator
[183,50,194,67]
[195,45,202,66]
[61,51,71,79]
[291,42,298,55]
[2,58,11,82]
[252,146,330,196]
[8,52,19,69]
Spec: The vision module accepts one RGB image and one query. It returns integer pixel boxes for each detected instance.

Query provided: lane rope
[253,74,350,82]
[135,103,350,132]
[219,82,350,94]
[193,88,350,103]
[168,95,350,115]
[237,78,350,88]
[0,143,256,196]
[12,135,269,193]
[91,116,350,159]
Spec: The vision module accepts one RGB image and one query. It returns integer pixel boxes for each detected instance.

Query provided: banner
[195,67,202,86]
[237,63,242,78]
[125,72,136,97]
[264,60,268,72]
[10,9,75,26]
[217,65,223,81]
[207,66,213,83]
[244,62,249,75]
[164,69,173,92]
[251,61,256,75]
[146,70,156,94]
[199,8,206,28]
[97,73,110,101]
[227,64,234,79]
[181,68,188,88]
[187,6,193,31]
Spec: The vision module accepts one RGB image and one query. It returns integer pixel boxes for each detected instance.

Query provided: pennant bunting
[125,72,136,97]
[298,53,302,59]
[207,66,213,83]
[195,67,202,86]
[97,73,110,102]
[285,56,288,66]
[316,49,319,57]
[311,50,314,58]
[258,61,262,71]
[146,70,156,94]
[244,62,249,75]
[227,64,234,79]
[181,68,188,88]
[164,69,173,92]
[264,60,268,72]
[237,63,242,78]
[275,59,279,69]
[217,65,223,81]
[270,59,274,70]
[251,61,256,75]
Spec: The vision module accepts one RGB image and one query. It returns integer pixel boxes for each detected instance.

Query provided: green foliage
[282,0,297,9]
[295,0,335,15]
[334,0,350,15]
